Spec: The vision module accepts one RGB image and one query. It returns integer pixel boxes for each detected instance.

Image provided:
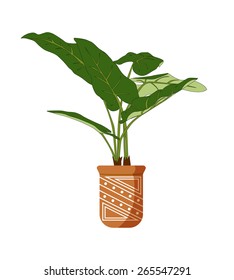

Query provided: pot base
[101,220,141,228]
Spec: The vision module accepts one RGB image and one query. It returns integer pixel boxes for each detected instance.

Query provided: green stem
[116,101,123,159]
[102,64,134,163]
[123,122,128,158]
[120,116,140,140]
[122,64,133,159]
[105,104,117,155]
[121,96,170,141]
[127,65,133,78]
[100,133,115,157]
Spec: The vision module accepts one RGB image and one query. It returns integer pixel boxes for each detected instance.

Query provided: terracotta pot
[97,165,146,228]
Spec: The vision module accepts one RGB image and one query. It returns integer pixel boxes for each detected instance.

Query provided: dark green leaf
[74,39,139,111]
[22,33,91,83]
[121,78,197,122]
[132,73,207,96]
[48,110,118,139]
[115,52,163,75]
[22,33,139,111]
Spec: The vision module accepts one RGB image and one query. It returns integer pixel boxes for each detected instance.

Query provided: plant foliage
[22,32,206,165]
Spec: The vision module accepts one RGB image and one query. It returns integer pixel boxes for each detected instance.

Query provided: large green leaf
[74,39,139,111]
[115,52,163,75]
[133,73,207,97]
[22,33,91,83]
[121,78,197,122]
[48,110,118,139]
[22,33,139,111]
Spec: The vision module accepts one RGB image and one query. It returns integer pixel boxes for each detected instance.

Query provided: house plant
[22,32,206,227]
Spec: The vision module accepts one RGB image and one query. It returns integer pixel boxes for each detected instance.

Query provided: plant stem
[127,65,133,78]
[122,64,133,161]
[113,157,122,165]
[102,64,134,164]
[120,116,140,140]
[116,101,123,160]
[123,122,128,158]
[104,104,117,155]
[121,96,170,141]
[100,133,115,157]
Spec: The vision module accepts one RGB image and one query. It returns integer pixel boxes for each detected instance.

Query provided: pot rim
[97,165,146,175]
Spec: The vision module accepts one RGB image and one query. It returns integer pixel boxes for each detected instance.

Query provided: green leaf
[133,73,207,97]
[22,33,139,111]
[115,52,163,75]
[74,39,139,111]
[183,80,207,92]
[121,78,197,122]
[22,32,91,83]
[48,110,118,139]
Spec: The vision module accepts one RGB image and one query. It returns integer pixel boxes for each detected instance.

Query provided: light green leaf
[132,73,206,97]
[48,110,118,139]
[121,78,197,122]
[184,80,207,92]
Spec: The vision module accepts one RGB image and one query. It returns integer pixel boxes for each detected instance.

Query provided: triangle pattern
[102,203,138,221]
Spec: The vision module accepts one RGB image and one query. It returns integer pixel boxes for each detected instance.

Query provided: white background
[1,0,234,279]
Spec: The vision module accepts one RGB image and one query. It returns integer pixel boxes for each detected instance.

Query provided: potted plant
[22,32,206,228]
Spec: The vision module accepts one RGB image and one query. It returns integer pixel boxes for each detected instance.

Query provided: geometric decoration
[99,172,144,227]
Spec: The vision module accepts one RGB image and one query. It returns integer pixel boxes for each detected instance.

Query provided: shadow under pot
[97,165,146,228]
